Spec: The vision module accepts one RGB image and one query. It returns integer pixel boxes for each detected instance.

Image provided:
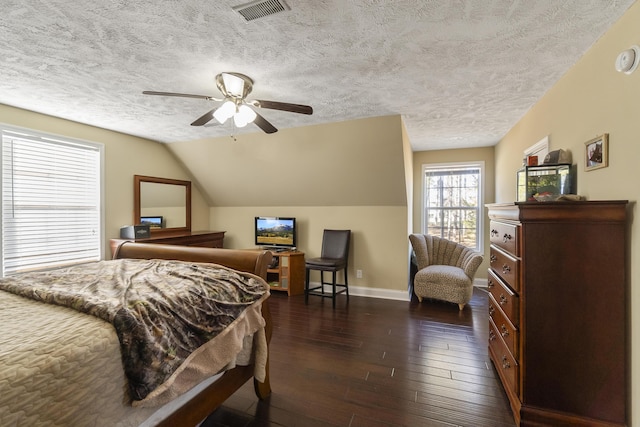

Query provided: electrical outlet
[356,269,363,279]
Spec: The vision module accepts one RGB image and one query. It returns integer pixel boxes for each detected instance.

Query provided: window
[422,162,483,251]
[1,126,103,276]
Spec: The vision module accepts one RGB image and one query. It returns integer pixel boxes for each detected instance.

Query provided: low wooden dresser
[487,201,628,426]
[110,230,225,257]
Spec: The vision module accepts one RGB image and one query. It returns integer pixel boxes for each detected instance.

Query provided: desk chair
[304,229,351,308]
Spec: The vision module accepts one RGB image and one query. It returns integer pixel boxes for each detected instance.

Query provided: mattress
[0,261,269,426]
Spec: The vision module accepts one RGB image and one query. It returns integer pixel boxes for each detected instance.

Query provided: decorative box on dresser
[486,201,628,427]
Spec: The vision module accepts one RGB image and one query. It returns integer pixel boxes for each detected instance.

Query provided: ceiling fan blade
[253,112,278,134]
[143,91,217,101]
[251,100,313,115]
[190,108,217,126]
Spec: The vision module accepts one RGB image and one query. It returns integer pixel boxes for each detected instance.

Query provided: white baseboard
[474,277,488,288]
[307,277,488,302]
[349,285,411,301]
[308,282,411,301]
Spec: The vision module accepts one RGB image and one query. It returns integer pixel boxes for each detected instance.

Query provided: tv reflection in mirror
[140,216,164,229]
[255,217,296,250]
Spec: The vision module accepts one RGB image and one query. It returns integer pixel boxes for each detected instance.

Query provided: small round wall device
[615,45,640,74]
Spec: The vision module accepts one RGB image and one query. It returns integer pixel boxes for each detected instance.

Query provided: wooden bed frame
[112,241,274,426]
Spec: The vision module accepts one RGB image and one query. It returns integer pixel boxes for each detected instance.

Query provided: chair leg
[304,267,310,304]
[458,303,465,311]
[344,267,349,301]
[332,270,337,308]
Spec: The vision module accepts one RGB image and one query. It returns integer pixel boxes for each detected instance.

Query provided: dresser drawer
[489,293,519,358]
[487,269,519,326]
[490,221,519,256]
[489,246,520,292]
[489,317,519,396]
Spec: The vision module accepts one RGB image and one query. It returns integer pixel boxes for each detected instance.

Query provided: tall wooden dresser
[486,201,628,426]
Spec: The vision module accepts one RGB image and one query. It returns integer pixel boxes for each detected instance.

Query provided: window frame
[0,124,105,276]
[421,161,484,252]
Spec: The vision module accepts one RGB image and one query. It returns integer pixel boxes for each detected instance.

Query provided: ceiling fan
[143,72,313,134]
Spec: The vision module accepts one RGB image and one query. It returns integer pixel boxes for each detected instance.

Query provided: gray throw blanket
[0,258,269,401]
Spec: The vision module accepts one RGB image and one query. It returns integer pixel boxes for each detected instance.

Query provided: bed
[0,241,273,427]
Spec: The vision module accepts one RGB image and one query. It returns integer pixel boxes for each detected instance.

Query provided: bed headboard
[111,241,273,281]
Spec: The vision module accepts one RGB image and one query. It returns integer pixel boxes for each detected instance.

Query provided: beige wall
[0,104,211,257]
[411,146,496,280]
[166,115,408,207]
[211,205,409,297]
[165,115,412,298]
[402,119,415,235]
[0,107,413,297]
[494,2,640,424]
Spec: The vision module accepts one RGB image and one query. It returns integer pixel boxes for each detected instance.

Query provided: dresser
[487,201,627,427]
[110,230,225,257]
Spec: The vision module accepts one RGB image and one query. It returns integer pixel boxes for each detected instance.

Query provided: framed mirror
[134,175,191,234]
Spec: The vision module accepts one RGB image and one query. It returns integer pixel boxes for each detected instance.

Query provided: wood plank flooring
[202,288,516,427]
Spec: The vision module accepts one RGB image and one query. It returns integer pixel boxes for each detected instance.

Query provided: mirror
[134,175,191,234]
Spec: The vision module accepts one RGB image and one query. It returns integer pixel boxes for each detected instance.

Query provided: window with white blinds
[1,128,103,276]
[422,162,484,252]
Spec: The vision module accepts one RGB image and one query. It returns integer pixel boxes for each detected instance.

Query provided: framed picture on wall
[584,134,608,171]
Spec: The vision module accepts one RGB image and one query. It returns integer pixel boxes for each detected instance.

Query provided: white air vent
[233,0,290,22]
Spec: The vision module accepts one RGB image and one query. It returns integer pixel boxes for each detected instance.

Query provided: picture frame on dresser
[584,133,608,171]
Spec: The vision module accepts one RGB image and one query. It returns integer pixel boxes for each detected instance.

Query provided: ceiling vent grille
[233,0,290,22]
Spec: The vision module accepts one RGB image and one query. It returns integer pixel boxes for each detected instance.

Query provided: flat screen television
[255,216,296,249]
[140,216,163,228]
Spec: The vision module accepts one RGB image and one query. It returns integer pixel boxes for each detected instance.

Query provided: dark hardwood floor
[203,288,516,427]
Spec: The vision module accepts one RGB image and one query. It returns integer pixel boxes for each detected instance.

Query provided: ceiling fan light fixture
[214,100,236,124]
[221,73,246,97]
[233,105,256,128]
[145,70,311,133]
[237,104,257,123]
[233,113,249,128]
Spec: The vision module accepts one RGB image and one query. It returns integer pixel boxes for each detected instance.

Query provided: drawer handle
[489,330,496,341]
[491,229,499,237]
[499,294,508,305]
[489,305,495,317]
[502,356,511,369]
[490,254,497,263]
[502,265,511,274]
[501,324,509,338]
[488,280,494,289]
[503,233,512,243]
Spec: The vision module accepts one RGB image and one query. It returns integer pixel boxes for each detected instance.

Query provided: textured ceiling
[0,0,635,151]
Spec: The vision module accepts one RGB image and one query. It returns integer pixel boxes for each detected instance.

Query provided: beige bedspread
[0,265,269,426]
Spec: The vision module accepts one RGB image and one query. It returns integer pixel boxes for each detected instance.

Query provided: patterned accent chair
[409,234,484,310]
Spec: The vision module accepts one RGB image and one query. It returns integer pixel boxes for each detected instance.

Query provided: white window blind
[1,129,102,276]
[422,162,483,251]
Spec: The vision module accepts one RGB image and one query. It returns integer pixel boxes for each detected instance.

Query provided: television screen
[255,217,296,248]
[140,216,163,228]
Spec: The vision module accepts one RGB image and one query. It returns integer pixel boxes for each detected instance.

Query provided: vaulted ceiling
[0,1,635,151]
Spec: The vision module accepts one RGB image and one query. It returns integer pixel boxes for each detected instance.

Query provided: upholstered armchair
[409,234,484,310]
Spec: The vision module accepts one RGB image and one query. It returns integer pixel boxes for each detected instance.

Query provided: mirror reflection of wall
[134,175,191,233]
[140,181,187,228]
